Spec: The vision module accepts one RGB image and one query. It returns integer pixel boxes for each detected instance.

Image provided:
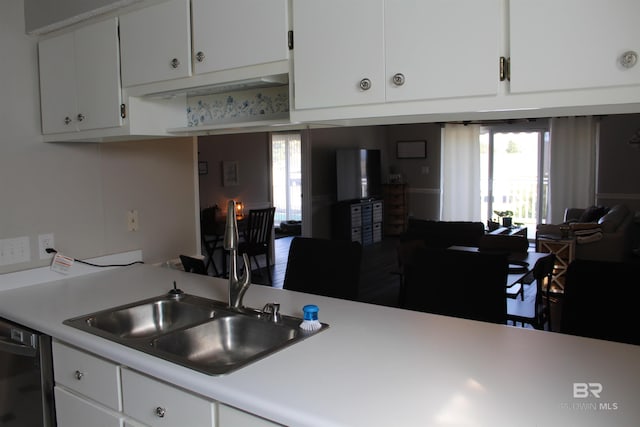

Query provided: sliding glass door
[480,127,549,239]
[271,132,302,224]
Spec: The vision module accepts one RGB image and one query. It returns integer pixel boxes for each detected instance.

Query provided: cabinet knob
[74,370,84,380]
[155,406,166,418]
[195,51,205,62]
[170,58,180,69]
[392,73,406,86]
[359,78,372,91]
[64,116,72,125]
[620,50,638,69]
[76,113,85,122]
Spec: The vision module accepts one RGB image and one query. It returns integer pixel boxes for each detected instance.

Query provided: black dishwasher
[0,317,55,426]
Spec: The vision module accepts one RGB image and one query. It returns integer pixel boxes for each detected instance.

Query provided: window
[480,126,550,239]
[271,132,302,223]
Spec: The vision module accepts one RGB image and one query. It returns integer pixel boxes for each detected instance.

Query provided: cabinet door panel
[75,17,122,130]
[385,0,501,102]
[55,386,123,427]
[510,0,640,93]
[293,0,385,109]
[192,0,288,75]
[38,32,78,134]
[120,0,192,86]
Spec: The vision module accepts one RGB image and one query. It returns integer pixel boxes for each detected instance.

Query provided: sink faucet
[224,200,251,308]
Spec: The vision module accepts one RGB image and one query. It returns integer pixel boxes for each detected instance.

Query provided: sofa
[401,219,486,249]
[537,204,634,262]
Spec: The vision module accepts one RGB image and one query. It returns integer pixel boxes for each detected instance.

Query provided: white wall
[0,1,198,274]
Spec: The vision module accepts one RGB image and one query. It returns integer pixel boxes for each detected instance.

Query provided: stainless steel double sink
[64,293,327,375]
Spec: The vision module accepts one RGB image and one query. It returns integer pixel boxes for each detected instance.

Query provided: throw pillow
[578,205,608,222]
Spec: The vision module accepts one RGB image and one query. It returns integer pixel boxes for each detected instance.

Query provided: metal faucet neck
[224,200,251,308]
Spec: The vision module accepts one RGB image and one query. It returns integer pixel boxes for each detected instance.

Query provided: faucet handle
[262,303,281,322]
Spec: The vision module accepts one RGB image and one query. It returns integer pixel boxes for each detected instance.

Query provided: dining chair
[561,259,640,345]
[283,237,362,301]
[478,234,530,300]
[402,247,508,324]
[179,255,208,275]
[506,253,555,330]
[200,205,224,276]
[238,207,276,284]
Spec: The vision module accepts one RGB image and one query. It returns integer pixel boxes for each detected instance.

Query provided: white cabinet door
[120,0,192,87]
[385,0,501,102]
[38,18,122,134]
[218,404,284,427]
[292,0,385,109]
[74,17,122,131]
[121,368,215,426]
[192,0,289,75]
[55,386,123,427]
[38,31,78,134]
[510,0,640,94]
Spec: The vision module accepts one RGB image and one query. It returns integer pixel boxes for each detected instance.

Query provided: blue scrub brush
[299,305,322,331]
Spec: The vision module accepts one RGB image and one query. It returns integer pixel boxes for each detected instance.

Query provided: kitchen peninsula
[0,264,638,426]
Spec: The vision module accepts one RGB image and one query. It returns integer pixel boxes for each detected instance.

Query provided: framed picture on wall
[396,140,427,159]
[222,161,239,186]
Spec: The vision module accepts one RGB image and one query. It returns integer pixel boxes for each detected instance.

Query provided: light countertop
[1,264,638,427]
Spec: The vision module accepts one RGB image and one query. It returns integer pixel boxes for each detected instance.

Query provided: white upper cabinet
[292,0,385,109]
[293,0,501,110]
[119,0,192,87]
[384,0,500,103]
[509,0,640,94]
[39,18,122,134]
[192,0,289,75]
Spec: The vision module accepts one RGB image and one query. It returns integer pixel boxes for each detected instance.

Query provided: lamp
[235,201,244,219]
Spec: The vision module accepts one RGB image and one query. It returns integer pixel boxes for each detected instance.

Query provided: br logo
[573,382,603,398]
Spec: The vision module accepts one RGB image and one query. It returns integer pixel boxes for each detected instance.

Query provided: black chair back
[244,207,276,250]
[403,248,508,324]
[561,259,640,345]
[283,237,362,300]
[180,255,208,275]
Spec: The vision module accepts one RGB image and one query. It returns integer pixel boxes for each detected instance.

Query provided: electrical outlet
[127,210,139,232]
[0,236,31,266]
[38,233,55,260]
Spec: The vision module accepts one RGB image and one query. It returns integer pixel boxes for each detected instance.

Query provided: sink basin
[152,314,299,375]
[64,293,327,375]
[64,294,224,340]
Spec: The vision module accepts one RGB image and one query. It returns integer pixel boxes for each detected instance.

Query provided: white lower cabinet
[121,368,215,426]
[52,340,284,427]
[54,386,123,427]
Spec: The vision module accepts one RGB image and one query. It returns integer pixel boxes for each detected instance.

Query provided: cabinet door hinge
[288,30,294,50]
[499,56,511,82]
[120,103,127,119]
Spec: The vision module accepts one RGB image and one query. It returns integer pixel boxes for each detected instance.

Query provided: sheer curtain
[548,117,597,224]
[441,123,481,221]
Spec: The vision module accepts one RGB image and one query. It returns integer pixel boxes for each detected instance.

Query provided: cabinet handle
[170,58,180,69]
[195,51,205,62]
[74,370,84,380]
[155,406,166,418]
[64,116,72,125]
[76,113,85,122]
[620,50,638,69]
[392,73,405,86]
[359,78,372,91]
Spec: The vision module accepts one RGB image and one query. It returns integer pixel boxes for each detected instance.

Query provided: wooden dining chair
[478,234,531,301]
[402,247,509,324]
[283,237,362,301]
[506,253,555,330]
[238,207,276,284]
[200,205,224,276]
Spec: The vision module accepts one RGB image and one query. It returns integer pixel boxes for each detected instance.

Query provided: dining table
[448,245,554,295]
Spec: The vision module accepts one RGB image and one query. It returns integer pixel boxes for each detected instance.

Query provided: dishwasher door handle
[0,337,37,357]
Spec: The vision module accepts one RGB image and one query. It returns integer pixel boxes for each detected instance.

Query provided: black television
[336,148,382,201]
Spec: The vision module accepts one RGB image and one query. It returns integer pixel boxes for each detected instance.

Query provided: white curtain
[441,124,481,221]
[548,117,597,224]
